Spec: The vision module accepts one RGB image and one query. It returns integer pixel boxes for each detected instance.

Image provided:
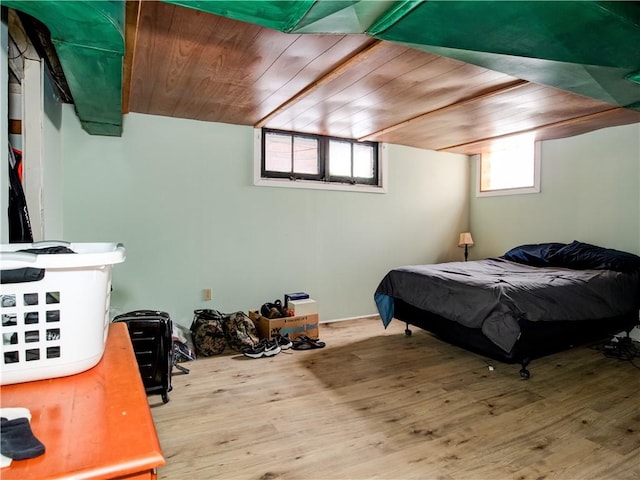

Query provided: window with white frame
[476,133,540,197]
[255,128,386,193]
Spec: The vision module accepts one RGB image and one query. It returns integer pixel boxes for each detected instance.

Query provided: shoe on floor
[243,339,281,359]
[273,334,293,350]
[292,335,326,350]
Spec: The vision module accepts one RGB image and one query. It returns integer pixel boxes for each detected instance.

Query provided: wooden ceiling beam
[357,79,529,142]
[254,39,385,129]
[438,106,622,153]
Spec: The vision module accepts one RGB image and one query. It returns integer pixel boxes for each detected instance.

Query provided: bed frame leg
[405,323,412,336]
[519,358,531,379]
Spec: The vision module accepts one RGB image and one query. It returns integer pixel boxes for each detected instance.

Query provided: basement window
[254,129,386,193]
[476,133,540,197]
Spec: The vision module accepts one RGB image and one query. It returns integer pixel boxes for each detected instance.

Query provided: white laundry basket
[0,242,125,385]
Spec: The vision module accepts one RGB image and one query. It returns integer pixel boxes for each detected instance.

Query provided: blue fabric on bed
[374,293,394,328]
[501,242,566,267]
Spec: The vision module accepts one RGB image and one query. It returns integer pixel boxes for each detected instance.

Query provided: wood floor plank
[151,318,640,479]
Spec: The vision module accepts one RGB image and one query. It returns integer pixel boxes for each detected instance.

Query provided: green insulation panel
[166,0,315,33]
[4,0,124,136]
[287,0,418,34]
[166,0,419,34]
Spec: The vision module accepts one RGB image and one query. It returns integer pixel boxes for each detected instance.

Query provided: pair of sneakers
[243,334,292,359]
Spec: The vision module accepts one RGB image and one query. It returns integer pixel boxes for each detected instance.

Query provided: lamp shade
[458,232,474,247]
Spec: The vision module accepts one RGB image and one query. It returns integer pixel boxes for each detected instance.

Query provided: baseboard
[321,314,380,324]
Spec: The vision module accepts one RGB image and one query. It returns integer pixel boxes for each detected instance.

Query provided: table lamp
[458,232,474,261]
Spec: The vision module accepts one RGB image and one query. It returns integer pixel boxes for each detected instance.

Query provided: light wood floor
[150,318,640,480]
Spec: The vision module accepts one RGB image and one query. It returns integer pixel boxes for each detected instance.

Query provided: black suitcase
[113,310,173,403]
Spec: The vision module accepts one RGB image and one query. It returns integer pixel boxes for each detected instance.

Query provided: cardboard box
[249,310,319,340]
[288,298,317,315]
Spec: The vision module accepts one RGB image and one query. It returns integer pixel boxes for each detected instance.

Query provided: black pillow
[550,240,640,273]
[501,242,567,267]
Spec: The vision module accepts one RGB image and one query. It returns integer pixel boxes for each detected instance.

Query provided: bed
[374,241,640,377]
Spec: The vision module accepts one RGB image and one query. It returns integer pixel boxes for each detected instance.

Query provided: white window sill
[254,177,387,194]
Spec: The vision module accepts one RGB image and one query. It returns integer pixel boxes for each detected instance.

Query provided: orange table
[0,322,165,479]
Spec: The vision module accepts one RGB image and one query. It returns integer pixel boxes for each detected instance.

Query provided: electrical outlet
[203,288,212,301]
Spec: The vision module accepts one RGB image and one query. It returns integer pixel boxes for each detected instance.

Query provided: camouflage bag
[190,309,227,356]
[223,311,259,352]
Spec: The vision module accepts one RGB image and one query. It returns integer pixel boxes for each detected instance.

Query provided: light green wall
[61,107,469,326]
[470,123,640,259]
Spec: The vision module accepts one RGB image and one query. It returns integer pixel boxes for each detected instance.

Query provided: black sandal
[292,339,312,350]
[295,335,326,349]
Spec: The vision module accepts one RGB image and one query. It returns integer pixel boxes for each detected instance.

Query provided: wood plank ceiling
[126,1,640,155]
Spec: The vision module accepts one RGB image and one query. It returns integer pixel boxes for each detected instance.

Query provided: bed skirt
[393,298,638,364]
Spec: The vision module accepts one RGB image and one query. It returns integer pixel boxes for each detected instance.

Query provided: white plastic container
[0,242,126,385]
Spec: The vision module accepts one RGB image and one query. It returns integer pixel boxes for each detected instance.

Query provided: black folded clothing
[0,417,45,460]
